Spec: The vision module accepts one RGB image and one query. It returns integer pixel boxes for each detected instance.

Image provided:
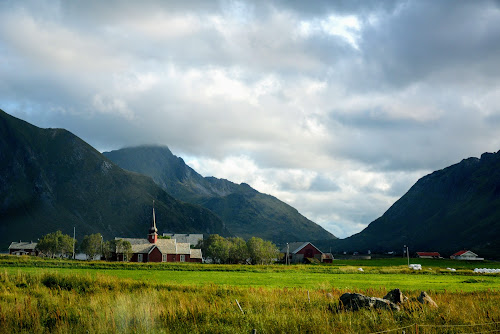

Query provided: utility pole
[286,243,289,265]
[72,226,76,259]
[407,245,410,266]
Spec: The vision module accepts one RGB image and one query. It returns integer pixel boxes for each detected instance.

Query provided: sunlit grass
[0,270,499,333]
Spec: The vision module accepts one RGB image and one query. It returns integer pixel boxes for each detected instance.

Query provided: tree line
[34,231,280,264]
[35,230,132,260]
[197,235,279,264]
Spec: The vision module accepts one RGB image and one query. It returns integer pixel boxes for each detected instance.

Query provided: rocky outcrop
[417,291,438,308]
[383,289,408,304]
[339,293,400,311]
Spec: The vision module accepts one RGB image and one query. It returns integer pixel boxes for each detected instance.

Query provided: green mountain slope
[104,146,337,244]
[0,110,230,250]
[316,151,500,258]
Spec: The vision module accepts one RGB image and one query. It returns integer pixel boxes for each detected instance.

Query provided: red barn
[281,242,324,264]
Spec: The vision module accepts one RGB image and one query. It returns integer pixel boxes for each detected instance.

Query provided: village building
[162,233,203,247]
[281,242,324,264]
[321,253,334,263]
[113,205,202,263]
[416,252,441,259]
[450,250,484,261]
[8,241,38,256]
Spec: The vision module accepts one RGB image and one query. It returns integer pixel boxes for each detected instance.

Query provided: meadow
[0,255,499,333]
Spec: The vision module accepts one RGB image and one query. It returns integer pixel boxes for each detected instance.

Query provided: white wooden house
[450,250,484,261]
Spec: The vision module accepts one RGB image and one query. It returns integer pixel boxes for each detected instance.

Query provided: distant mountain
[316,151,500,258]
[0,109,230,250]
[104,146,337,244]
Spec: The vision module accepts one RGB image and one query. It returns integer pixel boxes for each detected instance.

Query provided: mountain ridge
[315,151,500,258]
[103,145,337,244]
[0,109,230,250]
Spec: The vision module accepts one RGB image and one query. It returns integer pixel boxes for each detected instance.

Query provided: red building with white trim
[281,242,324,263]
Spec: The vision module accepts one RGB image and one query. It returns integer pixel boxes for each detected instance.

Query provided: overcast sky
[2,1,500,238]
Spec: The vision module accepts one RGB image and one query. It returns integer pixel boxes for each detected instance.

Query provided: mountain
[0,109,230,250]
[316,151,500,258]
[103,146,337,244]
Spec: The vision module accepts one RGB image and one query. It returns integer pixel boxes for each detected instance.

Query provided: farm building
[113,205,202,263]
[321,253,334,263]
[416,252,441,259]
[281,242,324,264]
[8,241,38,256]
[162,233,203,247]
[450,250,484,261]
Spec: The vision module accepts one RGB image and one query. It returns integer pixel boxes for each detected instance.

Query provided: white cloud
[298,14,362,49]
[1,1,500,238]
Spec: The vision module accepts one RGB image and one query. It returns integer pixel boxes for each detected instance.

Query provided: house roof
[451,250,478,257]
[9,241,37,250]
[321,253,334,260]
[115,237,194,255]
[116,238,155,254]
[190,249,202,259]
[280,242,323,254]
[175,242,191,255]
[156,239,177,254]
[163,233,203,246]
[417,252,440,257]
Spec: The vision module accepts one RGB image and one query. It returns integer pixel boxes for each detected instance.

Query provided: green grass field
[3,265,500,292]
[1,255,499,333]
[1,255,499,291]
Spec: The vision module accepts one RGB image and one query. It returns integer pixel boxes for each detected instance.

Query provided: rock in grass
[339,293,400,311]
[417,291,438,308]
[383,289,408,304]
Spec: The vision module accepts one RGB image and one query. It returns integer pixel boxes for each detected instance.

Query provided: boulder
[339,293,400,311]
[383,289,408,304]
[417,291,438,308]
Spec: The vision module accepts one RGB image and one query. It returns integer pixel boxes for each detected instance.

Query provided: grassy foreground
[0,256,499,333]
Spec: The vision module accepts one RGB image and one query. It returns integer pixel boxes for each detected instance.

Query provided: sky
[1,1,500,238]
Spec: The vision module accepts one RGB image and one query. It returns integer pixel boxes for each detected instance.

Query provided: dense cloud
[1,1,500,237]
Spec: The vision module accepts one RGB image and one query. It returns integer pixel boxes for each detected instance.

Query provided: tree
[80,233,103,260]
[118,240,133,261]
[105,239,132,261]
[36,231,75,258]
[228,237,248,264]
[247,237,279,265]
[261,239,279,265]
[207,235,230,264]
[102,240,114,261]
[201,235,276,265]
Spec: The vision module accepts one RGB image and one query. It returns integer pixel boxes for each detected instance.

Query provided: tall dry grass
[0,271,499,333]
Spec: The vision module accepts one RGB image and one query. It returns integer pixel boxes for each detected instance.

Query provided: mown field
[1,255,499,333]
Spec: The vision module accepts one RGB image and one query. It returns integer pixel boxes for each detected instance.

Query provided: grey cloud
[309,175,340,192]
[2,1,500,238]
[271,0,399,18]
[357,0,500,90]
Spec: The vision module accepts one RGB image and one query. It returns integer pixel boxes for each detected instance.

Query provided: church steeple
[148,200,158,243]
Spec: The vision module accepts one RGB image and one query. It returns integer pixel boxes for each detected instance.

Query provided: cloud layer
[1,0,500,237]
